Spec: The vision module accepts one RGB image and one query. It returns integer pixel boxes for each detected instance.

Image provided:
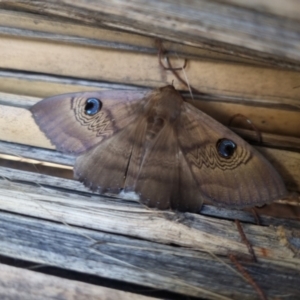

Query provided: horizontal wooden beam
[2,0,300,67]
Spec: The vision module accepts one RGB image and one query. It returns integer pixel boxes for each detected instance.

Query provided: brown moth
[30,85,287,212]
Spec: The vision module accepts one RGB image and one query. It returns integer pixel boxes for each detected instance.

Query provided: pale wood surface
[1,36,300,103]
[0,2,299,299]
[0,264,156,300]
[0,9,258,66]
[222,0,300,21]
[2,0,300,68]
[0,172,299,300]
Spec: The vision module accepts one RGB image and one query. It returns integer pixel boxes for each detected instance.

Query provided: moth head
[216,138,237,159]
[148,85,183,121]
[84,98,102,115]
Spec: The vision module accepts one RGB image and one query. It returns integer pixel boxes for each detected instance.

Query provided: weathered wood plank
[0,185,299,299]
[0,140,73,166]
[1,85,300,143]
[231,128,300,151]
[0,168,298,267]
[2,0,300,67]
[258,147,300,192]
[1,35,300,104]
[0,71,142,100]
[0,9,260,66]
[0,103,53,148]
[0,263,156,300]
[0,151,299,226]
[222,0,300,21]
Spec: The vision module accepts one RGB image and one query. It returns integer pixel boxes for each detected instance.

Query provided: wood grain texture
[0,73,299,140]
[0,3,299,299]
[0,166,298,265]
[0,9,259,66]
[0,103,53,148]
[231,128,300,151]
[223,0,300,21]
[2,0,300,67]
[0,172,299,299]
[1,83,300,139]
[1,36,300,104]
[0,264,155,300]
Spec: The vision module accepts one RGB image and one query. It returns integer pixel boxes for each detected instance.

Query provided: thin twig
[235,219,257,262]
[229,255,267,300]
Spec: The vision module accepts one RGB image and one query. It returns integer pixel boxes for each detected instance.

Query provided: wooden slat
[258,147,300,192]
[0,175,299,299]
[0,167,298,264]
[1,36,300,103]
[0,103,53,148]
[0,9,261,66]
[2,0,300,67]
[222,0,300,21]
[0,141,73,166]
[0,72,138,99]
[1,83,300,140]
[0,263,155,300]
[0,149,298,224]
[231,128,300,151]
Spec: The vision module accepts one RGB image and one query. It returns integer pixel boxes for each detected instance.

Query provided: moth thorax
[156,85,183,119]
[150,98,182,122]
[146,115,165,141]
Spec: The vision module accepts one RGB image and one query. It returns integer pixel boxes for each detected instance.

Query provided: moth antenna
[176,52,194,100]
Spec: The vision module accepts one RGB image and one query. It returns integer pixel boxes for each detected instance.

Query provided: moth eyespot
[216,139,236,158]
[84,98,102,115]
